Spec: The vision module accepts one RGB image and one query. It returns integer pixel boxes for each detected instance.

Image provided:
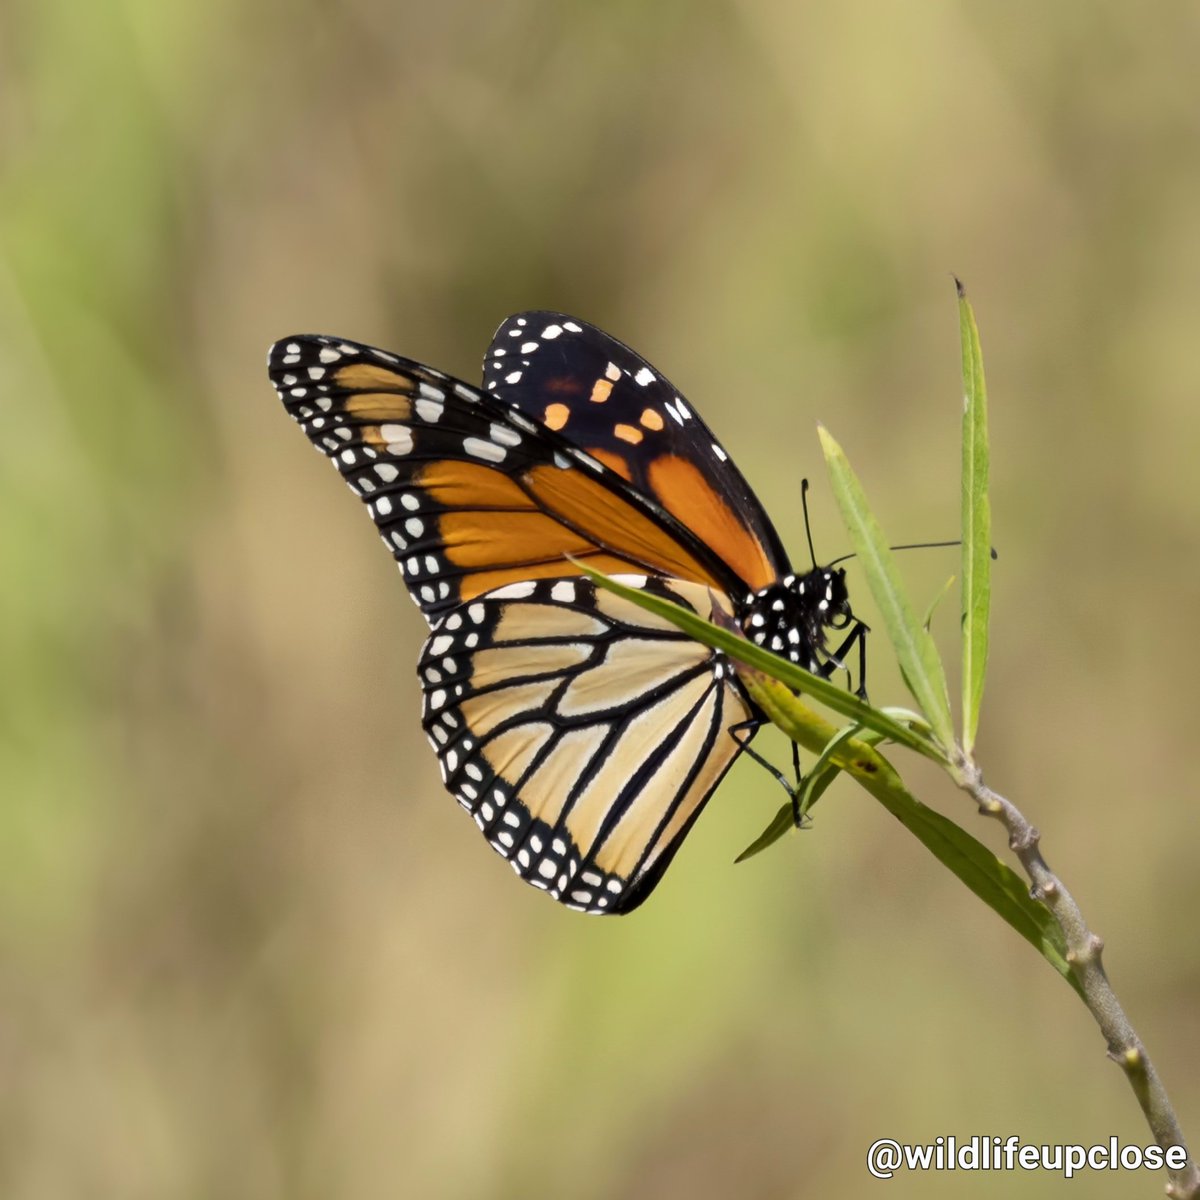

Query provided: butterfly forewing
[483,313,791,593]
[419,576,751,913]
[269,335,739,622]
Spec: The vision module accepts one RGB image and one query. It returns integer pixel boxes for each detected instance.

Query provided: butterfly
[268,313,864,913]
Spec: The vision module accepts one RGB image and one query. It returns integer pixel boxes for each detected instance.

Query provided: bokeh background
[3,2,1199,1197]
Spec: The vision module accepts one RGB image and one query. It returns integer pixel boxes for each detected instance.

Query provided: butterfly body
[739,571,853,668]
[269,314,860,913]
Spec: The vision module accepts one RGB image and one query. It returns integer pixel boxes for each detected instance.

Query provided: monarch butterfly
[268,313,863,913]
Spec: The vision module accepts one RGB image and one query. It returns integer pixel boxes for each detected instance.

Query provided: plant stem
[956,758,1199,1199]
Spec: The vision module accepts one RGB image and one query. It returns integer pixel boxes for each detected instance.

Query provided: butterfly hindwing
[418,575,752,913]
[483,313,789,592]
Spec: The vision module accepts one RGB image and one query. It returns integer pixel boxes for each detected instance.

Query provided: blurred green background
[3,2,1199,1197]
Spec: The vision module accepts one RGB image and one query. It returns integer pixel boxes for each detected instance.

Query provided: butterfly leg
[728,718,796,798]
[790,739,806,827]
[728,718,809,827]
[824,620,870,700]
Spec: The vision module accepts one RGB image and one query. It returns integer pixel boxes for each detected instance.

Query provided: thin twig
[956,757,1199,1200]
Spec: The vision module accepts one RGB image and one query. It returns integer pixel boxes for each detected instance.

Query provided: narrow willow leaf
[735,804,796,863]
[795,724,871,822]
[880,706,936,739]
[737,729,885,863]
[867,776,1080,998]
[958,280,992,755]
[818,426,956,750]
[923,575,957,631]
[571,560,947,763]
[743,674,1081,998]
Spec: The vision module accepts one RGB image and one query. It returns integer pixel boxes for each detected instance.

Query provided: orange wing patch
[389,457,727,601]
[335,362,419,391]
[646,454,776,591]
[347,395,415,424]
[415,460,672,599]
[439,510,595,568]
[418,461,534,509]
[524,462,719,585]
[544,403,570,430]
[585,448,633,481]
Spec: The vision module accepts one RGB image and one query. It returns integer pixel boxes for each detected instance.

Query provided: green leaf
[867,771,1081,999]
[570,561,948,764]
[818,426,956,751]
[795,723,874,822]
[736,673,1080,996]
[879,706,936,738]
[923,575,957,631]
[736,725,884,863]
[958,279,992,756]
[735,803,796,863]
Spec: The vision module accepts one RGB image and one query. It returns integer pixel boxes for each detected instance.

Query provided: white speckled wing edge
[418,575,753,914]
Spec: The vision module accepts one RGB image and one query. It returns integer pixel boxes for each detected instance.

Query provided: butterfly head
[741,567,854,671]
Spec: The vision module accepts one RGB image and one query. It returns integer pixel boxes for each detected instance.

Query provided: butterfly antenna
[825,538,980,568]
[800,478,819,570]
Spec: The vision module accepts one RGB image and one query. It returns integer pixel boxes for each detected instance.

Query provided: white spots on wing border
[489,580,538,600]
[489,422,522,448]
[464,436,506,463]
